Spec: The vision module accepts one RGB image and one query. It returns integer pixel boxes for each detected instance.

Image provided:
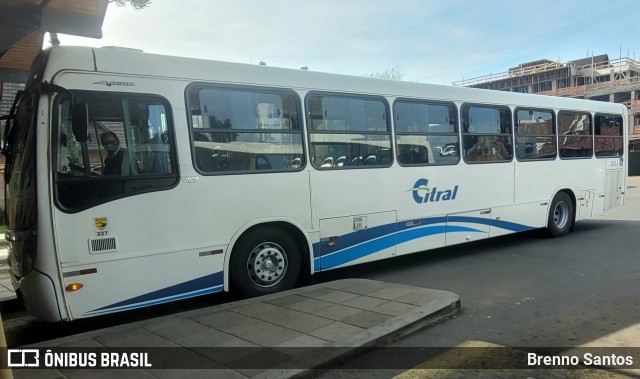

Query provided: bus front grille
[89,237,118,253]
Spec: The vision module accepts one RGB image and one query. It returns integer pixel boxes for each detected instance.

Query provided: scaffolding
[454,55,640,140]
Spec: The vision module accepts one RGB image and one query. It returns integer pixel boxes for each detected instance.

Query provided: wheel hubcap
[554,201,569,229]
[247,242,288,288]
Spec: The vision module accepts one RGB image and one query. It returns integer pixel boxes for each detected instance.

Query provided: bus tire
[230,226,301,298]
[547,192,574,238]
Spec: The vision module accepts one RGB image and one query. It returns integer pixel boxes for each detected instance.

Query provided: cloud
[55,0,640,85]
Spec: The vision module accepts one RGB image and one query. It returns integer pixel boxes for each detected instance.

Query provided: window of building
[307,93,391,169]
[515,108,556,160]
[462,104,513,163]
[594,114,624,157]
[556,78,568,89]
[532,81,552,93]
[393,99,459,165]
[187,86,305,173]
[558,112,593,159]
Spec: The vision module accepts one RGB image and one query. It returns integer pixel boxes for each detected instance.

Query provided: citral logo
[410,179,459,204]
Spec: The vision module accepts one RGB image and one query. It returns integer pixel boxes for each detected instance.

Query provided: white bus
[2,46,627,321]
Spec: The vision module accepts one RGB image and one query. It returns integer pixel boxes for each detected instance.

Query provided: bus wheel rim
[553,201,569,229]
[247,242,288,288]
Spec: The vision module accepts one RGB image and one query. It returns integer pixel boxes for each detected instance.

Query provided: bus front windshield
[3,90,37,233]
[54,93,179,212]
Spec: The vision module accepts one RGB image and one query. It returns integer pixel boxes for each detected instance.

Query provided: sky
[53,0,640,85]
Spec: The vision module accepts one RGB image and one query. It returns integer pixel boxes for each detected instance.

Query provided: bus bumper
[13,270,65,322]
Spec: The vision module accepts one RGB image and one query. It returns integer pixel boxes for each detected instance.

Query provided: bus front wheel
[547,192,574,238]
[231,226,301,298]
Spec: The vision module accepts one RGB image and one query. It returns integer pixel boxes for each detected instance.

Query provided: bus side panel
[489,202,546,238]
[395,163,515,256]
[310,169,397,271]
[63,249,225,318]
[393,166,450,259]
[515,160,565,204]
[516,159,604,218]
[310,162,519,267]
[446,209,490,246]
[395,164,515,225]
[316,211,396,271]
[53,172,312,319]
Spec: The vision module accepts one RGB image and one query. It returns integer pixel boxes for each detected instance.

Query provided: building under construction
[454,54,640,158]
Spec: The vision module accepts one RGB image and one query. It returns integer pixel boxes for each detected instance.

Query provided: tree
[109,0,152,10]
[366,66,404,80]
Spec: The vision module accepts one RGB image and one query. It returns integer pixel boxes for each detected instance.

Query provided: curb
[260,297,460,379]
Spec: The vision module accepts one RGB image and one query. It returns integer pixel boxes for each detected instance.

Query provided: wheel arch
[545,188,576,228]
[223,218,314,292]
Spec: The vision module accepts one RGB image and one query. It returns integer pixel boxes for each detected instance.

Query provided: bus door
[603,158,624,211]
[595,114,625,212]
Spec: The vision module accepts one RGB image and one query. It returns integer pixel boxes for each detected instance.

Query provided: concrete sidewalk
[0,275,13,302]
[0,232,14,302]
[0,243,14,302]
[11,279,460,379]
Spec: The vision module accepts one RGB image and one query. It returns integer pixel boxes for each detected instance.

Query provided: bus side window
[394,100,458,166]
[189,86,305,174]
[130,102,174,175]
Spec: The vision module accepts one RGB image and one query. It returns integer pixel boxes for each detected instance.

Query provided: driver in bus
[100,131,138,175]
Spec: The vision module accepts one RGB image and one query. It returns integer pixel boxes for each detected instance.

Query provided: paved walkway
[10,279,460,379]
[0,239,13,302]
[0,230,13,301]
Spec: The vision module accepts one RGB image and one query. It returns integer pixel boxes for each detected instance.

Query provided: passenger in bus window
[100,132,138,175]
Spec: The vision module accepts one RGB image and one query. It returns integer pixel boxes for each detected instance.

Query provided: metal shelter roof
[0,0,108,82]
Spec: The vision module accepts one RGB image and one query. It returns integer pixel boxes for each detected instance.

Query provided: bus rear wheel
[547,192,574,238]
[231,226,301,298]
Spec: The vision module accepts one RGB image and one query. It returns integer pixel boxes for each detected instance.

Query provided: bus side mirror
[72,102,88,143]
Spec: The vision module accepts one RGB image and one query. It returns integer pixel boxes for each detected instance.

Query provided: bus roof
[42,46,627,115]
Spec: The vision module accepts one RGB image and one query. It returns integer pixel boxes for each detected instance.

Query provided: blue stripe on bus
[313,216,448,259]
[314,222,397,258]
[397,216,449,232]
[86,271,224,315]
[314,216,533,258]
[315,225,484,271]
[312,216,534,271]
[85,285,224,316]
[447,216,533,232]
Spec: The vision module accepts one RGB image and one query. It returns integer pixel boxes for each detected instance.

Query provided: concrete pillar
[610,93,615,102]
